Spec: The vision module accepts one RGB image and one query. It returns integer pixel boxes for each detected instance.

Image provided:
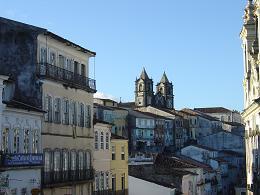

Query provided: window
[95,131,99,150]
[71,151,77,178]
[63,99,69,125]
[85,105,91,128]
[100,172,104,190]
[21,188,27,195]
[95,173,99,191]
[13,128,19,153]
[2,127,9,153]
[79,151,84,179]
[24,129,30,153]
[50,52,56,65]
[11,189,17,195]
[100,132,104,149]
[59,54,65,68]
[71,102,77,125]
[106,172,109,190]
[81,64,86,76]
[112,175,116,191]
[54,98,61,123]
[54,151,60,171]
[62,150,69,181]
[74,61,79,74]
[80,103,84,127]
[40,47,47,63]
[85,151,91,169]
[106,132,109,149]
[121,146,125,160]
[112,146,116,160]
[121,174,125,190]
[45,96,53,122]
[67,59,73,71]
[44,151,51,172]
[32,130,39,153]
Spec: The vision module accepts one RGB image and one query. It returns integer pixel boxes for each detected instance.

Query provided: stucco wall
[128,176,175,195]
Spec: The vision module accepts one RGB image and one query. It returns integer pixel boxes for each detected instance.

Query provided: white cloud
[94,91,119,102]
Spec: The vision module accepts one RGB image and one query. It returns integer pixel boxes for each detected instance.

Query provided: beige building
[111,134,129,195]
[241,0,260,194]
[0,17,96,195]
[93,120,112,194]
[37,32,96,194]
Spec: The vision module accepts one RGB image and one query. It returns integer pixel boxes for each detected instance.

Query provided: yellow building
[111,134,129,195]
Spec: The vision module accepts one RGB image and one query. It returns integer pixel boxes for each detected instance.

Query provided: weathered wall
[0,17,44,108]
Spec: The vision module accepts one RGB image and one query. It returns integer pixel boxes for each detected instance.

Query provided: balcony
[36,63,96,93]
[42,169,94,187]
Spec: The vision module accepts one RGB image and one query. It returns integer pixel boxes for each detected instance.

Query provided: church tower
[135,68,154,107]
[156,72,174,109]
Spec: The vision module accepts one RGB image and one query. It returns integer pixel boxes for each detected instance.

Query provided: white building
[0,75,44,195]
[240,0,260,194]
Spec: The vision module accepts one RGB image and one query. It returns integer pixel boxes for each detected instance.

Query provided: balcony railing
[42,169,94,187]
[93,190,128,195]
[36,63,96,92]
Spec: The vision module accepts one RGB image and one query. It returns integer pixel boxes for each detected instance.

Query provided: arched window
[13,128,19,153]
[62,150,69,181]
[79,151,84,179]
[54,150,61,180]
[24,129,30,153]
[85,151,91,170]
[95,131,99,150]
[70,150,77,180]
[139,84,143,91]
[2,127,9,153]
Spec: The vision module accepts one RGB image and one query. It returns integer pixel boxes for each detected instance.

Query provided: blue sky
[1,0,246,111]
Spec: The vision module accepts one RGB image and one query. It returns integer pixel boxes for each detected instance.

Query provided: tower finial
[244,0,256,25]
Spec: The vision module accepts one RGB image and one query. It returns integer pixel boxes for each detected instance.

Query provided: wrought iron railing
[36,63,96,92]
[93,190,128,195]
[42,168,94,186]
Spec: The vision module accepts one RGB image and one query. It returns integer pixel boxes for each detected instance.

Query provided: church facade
[135,68,174,109]
[241,0,260,194]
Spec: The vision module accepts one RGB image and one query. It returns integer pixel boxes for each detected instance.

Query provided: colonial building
[0,75,44,195]
[110,134,128,195]
[135,68,174,109]
[0,17,96,194]
[93,120,112,194]
[240,0,260,194]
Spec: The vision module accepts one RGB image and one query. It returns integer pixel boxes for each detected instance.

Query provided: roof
[180,108,219,121]
[118,102,135,109]
[183,144,219,152]
[111,133,128,140]
[0,17,95,56]
[93,119,113,126]
[94,103,114,111]
[219,150,244,157]
[155,154,214,172]
[3,100,45,113]
[222,121,244,126]
[129,110,155,119]
[137,111,174,121]
[139,68,150,80]
[194,107,232,114]
[160,72,170,83]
